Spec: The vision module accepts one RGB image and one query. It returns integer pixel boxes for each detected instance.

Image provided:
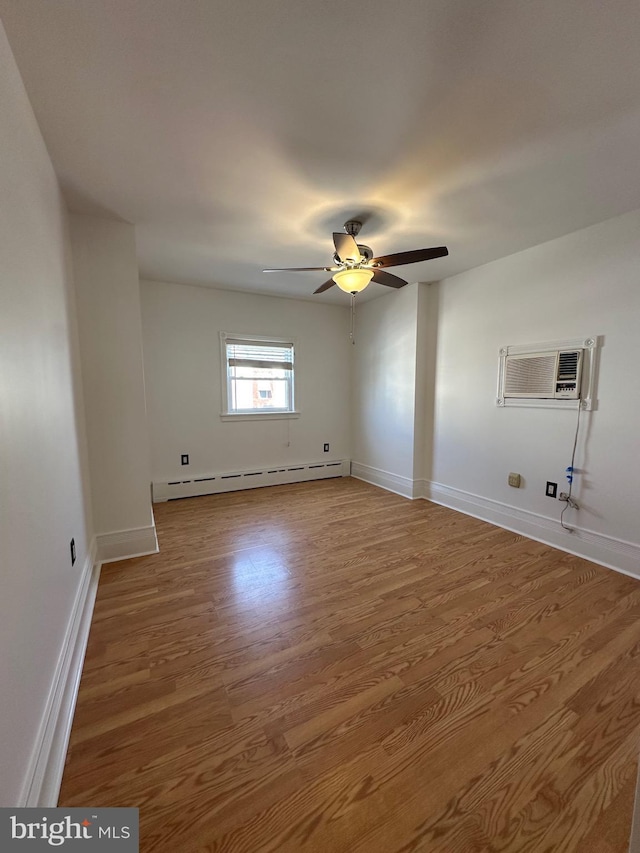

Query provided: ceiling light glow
[332,267,374,293]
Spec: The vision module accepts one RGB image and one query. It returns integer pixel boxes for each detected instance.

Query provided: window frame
[219,332,299,420]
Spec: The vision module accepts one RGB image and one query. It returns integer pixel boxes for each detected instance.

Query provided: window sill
[220,411,300,422]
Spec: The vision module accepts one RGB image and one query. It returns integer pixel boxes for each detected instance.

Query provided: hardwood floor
[59,478,640,852]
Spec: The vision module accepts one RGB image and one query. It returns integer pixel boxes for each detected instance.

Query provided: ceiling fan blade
[372,246,449,268]
[372,269,408,289]
[263,266,335,273]
[314,278,336,294]
[333,232,361,264]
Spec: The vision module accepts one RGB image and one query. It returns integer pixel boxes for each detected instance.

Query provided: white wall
[351,283,424,496]
[429,209,640,573]
[70,216,155,552]
[413,283,437,484]
[0,24,92,805]
[140,280,352,480]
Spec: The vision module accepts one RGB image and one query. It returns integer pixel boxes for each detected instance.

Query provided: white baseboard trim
[629,761,640,853]
[21,522,159,806]
[413,479,430,500]
[425,480,640,579]
[351,462,418,500]
[96,524,159,563]
[21,538,101,807]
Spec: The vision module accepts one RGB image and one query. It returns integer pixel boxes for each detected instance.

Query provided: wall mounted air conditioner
[504,349,582,399]
[496,336,598,410]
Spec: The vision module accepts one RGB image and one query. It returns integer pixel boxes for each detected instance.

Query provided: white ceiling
[2,0,640,303]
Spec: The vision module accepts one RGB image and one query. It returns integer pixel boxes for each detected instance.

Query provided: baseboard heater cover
[153,459,351,502]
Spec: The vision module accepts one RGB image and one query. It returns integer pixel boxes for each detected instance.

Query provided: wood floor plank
[59,478,640,852]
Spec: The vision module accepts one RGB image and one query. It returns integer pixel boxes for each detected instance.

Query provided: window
[220,333,296,417]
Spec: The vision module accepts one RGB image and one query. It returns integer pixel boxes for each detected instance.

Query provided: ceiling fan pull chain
[350,293,356,345]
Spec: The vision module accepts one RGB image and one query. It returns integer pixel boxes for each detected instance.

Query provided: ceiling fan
[263,219,448,295]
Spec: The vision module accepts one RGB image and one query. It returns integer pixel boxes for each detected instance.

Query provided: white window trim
[219,331,299,419]
[496,335,599,411]
[220,411,300,422]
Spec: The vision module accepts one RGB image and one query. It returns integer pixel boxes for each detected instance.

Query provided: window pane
[231,366,288,380]
[230,377,290,411]
[223,337,295,413]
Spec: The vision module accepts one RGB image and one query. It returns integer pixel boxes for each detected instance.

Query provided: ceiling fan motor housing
[332,244,373,266]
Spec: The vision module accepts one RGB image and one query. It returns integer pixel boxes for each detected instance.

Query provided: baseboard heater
[152,459,351,502]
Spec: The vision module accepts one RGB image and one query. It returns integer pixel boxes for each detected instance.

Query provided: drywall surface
[140,280,351,480]
[413,283,437,484]
[70,215,154,536]
[430,208,640,568]
[0,23,92,805]
[351,283,420,488]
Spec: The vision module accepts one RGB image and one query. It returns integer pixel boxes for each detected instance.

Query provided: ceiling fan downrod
[343,220,362,238]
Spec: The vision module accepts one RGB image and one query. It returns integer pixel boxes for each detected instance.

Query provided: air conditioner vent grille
[504,353,556,397]
[557,350,579,380]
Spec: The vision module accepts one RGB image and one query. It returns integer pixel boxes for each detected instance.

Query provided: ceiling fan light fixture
[332,267,373,293]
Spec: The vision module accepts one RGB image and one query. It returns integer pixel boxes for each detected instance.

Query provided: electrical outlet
[70,538,76,566]
[181,454,189,465]
[546,481,558,498]
[323,443,330,453]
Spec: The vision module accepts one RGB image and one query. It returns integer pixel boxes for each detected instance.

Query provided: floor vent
[152,459,351,502]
